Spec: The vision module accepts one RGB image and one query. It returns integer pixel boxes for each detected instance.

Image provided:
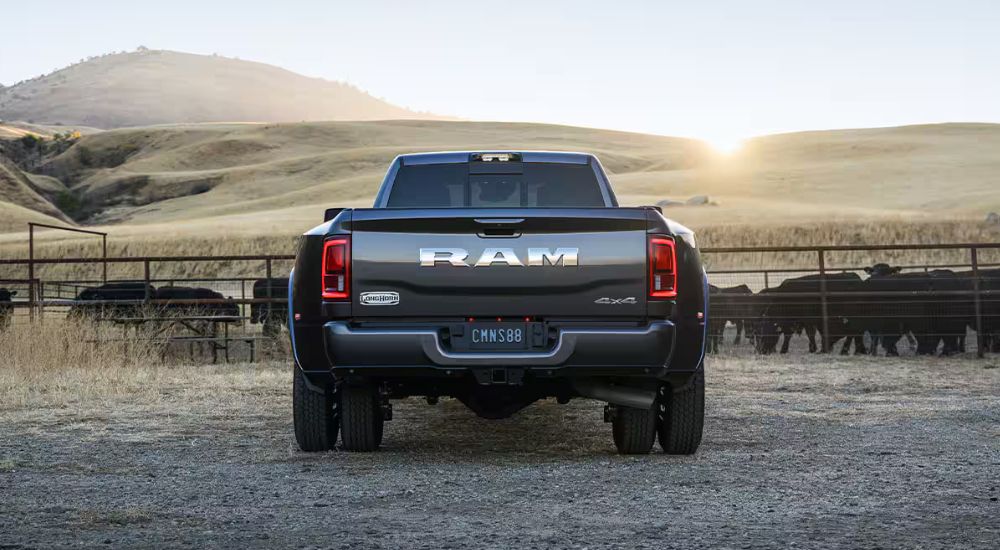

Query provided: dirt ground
[1,355,998,549]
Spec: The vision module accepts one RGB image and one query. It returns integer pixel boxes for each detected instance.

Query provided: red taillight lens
[322,237,350,300]
[649,236,677,299]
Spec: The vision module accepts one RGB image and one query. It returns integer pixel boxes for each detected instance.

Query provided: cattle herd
[2,267,998,357]
[0,278,289,331]
[64,282,240,320]
[709,263,1000,356]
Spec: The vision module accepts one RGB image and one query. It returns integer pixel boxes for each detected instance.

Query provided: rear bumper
[322,320,676,377]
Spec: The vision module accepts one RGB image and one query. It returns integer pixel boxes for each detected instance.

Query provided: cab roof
[397,151,594,166]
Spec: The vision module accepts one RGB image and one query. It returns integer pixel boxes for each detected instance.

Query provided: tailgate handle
[474,218,524,225]
[478,229,521,238]
[474,218,523,238]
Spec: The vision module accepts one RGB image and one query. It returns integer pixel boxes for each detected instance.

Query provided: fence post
[818,249,830,353]
[241,278,247,325]
[763,270,770,289]
[28,225,35,323]
[971,247,984,358]
[265,258,273,324]
[143,260,151,305]
[102,234,108,284]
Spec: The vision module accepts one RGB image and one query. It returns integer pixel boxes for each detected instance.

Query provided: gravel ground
[1,356,998,549]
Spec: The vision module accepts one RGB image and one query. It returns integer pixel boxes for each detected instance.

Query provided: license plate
[466,322,528,351]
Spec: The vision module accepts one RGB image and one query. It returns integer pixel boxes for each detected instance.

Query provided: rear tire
[340,383,384,452]
[612,405,658,455]
[657,369,705,455]
[293,368,337,452]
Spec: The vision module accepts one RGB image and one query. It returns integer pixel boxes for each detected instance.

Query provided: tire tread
[612,405,657,455]
[293,368,335,452]
[340,384,383,452]
[658,369,705,455]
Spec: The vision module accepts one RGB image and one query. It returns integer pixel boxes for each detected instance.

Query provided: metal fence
[0,254,296,362]
[0,253,294,308]
[2,243,999,359]
[700,243,1000,358]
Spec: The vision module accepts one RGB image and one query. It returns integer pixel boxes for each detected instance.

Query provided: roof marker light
[472,152,522,162]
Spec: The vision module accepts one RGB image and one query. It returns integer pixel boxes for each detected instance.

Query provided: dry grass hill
[0,154,69,227]
[27,120,709,225]
[0,49,447,129]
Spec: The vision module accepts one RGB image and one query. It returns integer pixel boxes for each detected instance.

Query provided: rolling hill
[1,120,998,242]
[0,49,448,129]
[26,120,709,227]
[0,152,70,230]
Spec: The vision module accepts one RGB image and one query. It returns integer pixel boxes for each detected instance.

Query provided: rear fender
[667,234,708,372]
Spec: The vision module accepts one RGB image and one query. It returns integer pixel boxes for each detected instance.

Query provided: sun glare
[705,136,745,155]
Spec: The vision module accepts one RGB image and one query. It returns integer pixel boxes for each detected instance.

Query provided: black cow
[753,273,868,355]
[154,286,239,319]
[986,269,1000,352]
[863,264,972,356]
[251,278,289,336]
[69,282,155,321]
[707,284,754,353]
[0,288,16,329]
[951,268,1000,353]
[982,269,1000,352]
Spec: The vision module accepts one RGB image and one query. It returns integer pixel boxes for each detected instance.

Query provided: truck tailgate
[349,208,649,318]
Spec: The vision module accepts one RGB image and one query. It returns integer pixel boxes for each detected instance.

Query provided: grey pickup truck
[289,151,708,455]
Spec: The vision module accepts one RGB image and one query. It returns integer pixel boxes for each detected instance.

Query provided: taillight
[322,237,350,300]
[649,236,677,299]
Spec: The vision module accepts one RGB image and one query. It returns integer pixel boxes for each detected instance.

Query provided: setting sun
[705,135,746,155]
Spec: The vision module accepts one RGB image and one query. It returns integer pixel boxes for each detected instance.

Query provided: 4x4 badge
[594,297,637,305]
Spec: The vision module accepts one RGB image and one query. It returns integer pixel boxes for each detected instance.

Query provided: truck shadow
[342,398,632,460]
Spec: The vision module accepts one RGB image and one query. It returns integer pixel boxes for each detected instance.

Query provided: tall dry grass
[0,234,299,282]
[0,318,290,413]
[700,220,1000,270]
[699,219,1000,249]
[0,320,166,409]
[0,301,293,415]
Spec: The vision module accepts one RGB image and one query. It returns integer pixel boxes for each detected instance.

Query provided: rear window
[385,162,607,208]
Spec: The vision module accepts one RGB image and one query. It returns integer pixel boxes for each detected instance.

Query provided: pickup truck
[289,151,708,455]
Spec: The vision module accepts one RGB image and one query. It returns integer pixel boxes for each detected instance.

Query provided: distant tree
[19,134,42,149]
[137,45,149,52]
[51,131,81,144]
[56,191,83,217]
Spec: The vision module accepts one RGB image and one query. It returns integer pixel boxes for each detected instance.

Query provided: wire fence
[0,255,296,363]
[2,243,999,359]
[701,243,1000,358]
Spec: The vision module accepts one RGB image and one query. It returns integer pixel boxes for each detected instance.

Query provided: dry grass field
[0,320,290,412]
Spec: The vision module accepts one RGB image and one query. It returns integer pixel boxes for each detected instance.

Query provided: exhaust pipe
[572,380,656,409]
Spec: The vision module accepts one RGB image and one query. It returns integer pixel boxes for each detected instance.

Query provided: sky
[1,0,998,150]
